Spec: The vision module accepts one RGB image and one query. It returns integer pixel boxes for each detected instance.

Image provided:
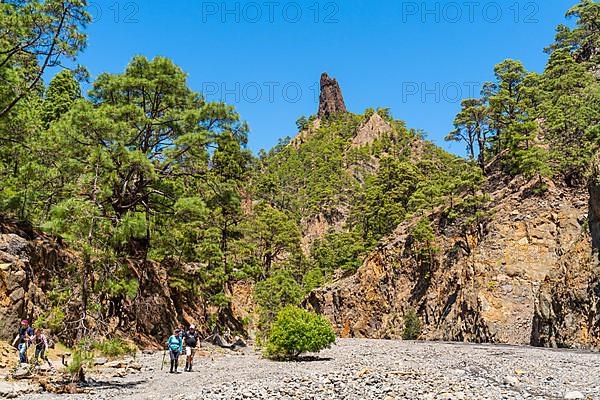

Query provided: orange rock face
[305,171,599,349]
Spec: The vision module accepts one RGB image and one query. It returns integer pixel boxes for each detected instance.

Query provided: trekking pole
[161,349,166,371]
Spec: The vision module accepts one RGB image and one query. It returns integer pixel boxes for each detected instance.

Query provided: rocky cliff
[0,216,208,347]
[530,153,600,349]
[305,169,598,348]
[0,219,73,341]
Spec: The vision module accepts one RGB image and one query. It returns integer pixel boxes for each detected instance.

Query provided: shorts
[185,346,196,357]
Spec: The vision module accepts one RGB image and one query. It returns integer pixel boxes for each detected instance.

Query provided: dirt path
[20,339,600,400]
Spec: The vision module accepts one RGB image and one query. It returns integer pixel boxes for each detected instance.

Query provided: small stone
[35,364,52,373]
[503,376,520,387]
[105,360,128,368]
[564,392,585,400]
[94,357,108,366]
[437,393,456,400]
[13,364,32,379]
[0,382,16,398]
[514,369,527,376]
[112,370,128,378]
[129,361,143,371]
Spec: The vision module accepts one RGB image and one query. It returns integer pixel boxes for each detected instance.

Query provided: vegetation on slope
[446,0,599,187]
[252,111,485,292]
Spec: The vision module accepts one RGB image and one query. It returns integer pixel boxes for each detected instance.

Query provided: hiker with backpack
[166,328,183,373]
[12,320,34,363]
[32,329,53,368]
[183,324,200,372]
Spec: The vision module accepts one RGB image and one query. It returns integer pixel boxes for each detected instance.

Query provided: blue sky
[66,0,573,155]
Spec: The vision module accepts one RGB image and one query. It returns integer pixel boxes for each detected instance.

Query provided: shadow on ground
[82,378,147,390]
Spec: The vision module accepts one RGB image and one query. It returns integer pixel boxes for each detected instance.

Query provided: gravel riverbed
[24,339,600,400]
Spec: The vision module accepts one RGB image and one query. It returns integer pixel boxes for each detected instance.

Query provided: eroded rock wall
[530,154,600,350]
[0,219,72,340]
[0,217,209,347]
[305,176,592,346]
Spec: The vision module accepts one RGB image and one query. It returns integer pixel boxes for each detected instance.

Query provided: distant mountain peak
[318,72,347,118]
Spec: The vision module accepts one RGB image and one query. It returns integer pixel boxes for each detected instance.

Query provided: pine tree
[43,70,82,127]
[0,0,90,118]
[446,98,490,169]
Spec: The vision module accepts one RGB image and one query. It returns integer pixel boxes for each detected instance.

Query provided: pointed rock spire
[318,73,347,118]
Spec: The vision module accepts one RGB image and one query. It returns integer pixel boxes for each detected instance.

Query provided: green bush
[93,338,136,358]
[402,308,422,340]
[264,306,335,360]
[67,343,94,381]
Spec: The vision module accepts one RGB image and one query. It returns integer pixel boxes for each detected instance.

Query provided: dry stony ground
[12,339,600,400]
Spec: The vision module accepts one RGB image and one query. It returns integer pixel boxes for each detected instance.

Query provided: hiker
[183,324,200,372]
[12,320,34,363]
[32,329,52,368]
[166,328,183,373]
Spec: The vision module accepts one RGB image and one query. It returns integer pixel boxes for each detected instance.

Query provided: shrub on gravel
[402,308,422,340]
[67,343,95,381]
[264,306,335,360]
